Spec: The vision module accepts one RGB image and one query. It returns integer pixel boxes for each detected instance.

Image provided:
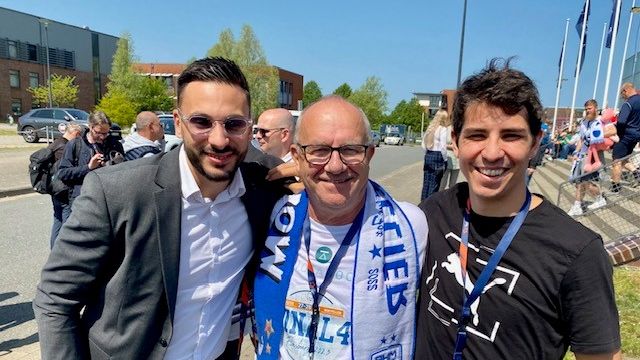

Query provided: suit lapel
[154,149,182,323]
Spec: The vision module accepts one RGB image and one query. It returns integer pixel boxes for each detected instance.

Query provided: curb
[0,186,35,198]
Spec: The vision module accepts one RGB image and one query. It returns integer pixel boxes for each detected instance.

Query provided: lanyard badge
[304,207,364,357]
[452,191,531,360]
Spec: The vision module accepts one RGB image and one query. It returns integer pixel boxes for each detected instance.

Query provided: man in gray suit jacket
[34,57,288,359]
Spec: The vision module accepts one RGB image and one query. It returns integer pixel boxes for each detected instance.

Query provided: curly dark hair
[177,57,251,112]
[452,58,543,139]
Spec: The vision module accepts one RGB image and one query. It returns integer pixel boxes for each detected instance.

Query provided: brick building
[134,63,303,110]
[0,6,118,118]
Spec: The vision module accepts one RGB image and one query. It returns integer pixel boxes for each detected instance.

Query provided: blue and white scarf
[254,181,419,360]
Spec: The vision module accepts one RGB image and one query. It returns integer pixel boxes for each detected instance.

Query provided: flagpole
[603,0,623,109]
[594,22,607,99]
[615,0,637,110]
[553,19,570,137]
[569,0,590,131]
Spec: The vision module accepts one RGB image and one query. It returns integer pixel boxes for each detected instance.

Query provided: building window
[9,70,20,88]
[11,99,22,116]
[29,72,39,88]
[8,41,17,58]
[27,44,38,61]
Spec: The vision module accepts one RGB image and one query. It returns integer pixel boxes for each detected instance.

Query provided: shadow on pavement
[0,333,39,353]
[0,292,38,351]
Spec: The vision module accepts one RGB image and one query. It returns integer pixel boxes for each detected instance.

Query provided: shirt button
[159,338,168,347]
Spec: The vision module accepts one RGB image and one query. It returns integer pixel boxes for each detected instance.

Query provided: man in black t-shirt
[415,59,621,360]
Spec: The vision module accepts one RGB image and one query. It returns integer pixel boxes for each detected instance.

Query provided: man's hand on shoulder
[266,162,304,193]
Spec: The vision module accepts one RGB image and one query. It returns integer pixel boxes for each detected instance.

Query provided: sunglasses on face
[255,127,285,137]
[177,109,251,136]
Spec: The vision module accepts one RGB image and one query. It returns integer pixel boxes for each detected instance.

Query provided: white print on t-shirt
[425,232,521,343]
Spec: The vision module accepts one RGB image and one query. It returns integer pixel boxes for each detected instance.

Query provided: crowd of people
[32,57,621,359]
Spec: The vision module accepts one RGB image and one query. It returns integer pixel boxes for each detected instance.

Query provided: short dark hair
[452,58,543,138]
[177,57,251,112]
[584,99,597,108]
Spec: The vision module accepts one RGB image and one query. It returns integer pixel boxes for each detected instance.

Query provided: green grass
[564,266,640,359]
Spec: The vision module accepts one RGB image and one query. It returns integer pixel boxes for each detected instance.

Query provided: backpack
[28,142,68,196]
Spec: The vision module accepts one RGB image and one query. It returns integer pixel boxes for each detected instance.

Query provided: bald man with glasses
[253,96,427,360]
[255,108,295,162]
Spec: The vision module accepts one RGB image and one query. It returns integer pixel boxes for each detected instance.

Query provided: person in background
[48,122,82,248]
[255,108,296,162]
[57,111,124,209]
[122,111,165,160]
[567,99,607,216]
[415,59,620,360]
[611,82,640,192]
[420,109,450,200]
[439,123,460,190]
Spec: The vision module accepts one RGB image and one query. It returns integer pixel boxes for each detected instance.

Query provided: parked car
[158,115,182,151]
[384,132,405,146]
[371,131,381,147]
[17,108,89,143]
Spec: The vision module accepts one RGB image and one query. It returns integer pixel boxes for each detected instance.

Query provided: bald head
[135,111,163,141]
[295,95,372,145]
[621,82,637,100]
[256,108,295,159]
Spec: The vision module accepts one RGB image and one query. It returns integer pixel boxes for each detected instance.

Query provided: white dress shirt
[164,147,252,360]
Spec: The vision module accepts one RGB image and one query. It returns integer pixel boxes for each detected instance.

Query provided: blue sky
[2,0,637,113]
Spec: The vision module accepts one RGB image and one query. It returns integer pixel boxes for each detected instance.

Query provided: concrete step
[532,158,640,245]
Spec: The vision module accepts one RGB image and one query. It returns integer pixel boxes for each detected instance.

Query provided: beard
[184,143,245,182]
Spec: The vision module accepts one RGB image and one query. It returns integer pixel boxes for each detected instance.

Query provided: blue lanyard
[304,204,365,356]
[452,191,531,360]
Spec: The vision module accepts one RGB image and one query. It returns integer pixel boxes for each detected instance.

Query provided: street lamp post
[38,19,53,108]
[456,0,468,88]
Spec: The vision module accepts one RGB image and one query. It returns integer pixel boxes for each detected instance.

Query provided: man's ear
[451,131,459,157]
[529,130,543,159]
[173,110,183,139]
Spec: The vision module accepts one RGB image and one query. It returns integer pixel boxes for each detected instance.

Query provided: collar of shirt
[281,151,293,163]
[178,145,246,204]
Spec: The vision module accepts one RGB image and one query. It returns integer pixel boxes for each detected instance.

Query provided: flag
[575,0,590,75]
[606,0,621,48]
[558,39,564,75]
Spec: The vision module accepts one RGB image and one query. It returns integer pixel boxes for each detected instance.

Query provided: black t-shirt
[415,183,620,359]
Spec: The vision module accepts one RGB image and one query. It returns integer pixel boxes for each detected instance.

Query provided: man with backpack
[57,111,124,209]
[29,122,83,248]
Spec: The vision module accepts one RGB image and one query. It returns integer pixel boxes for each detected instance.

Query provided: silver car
[17,108,89,143]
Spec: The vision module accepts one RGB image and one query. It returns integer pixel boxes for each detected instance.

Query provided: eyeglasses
[297,144,369,165]
[91,127,110,137]
[255,127,285,137]
[176,109,252,136]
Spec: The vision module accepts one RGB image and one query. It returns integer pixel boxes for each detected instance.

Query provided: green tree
[348,76,388,129]
[206,25,278,117]
[303,81,322,107]
[134,77,174,112]
[332,83,352,99]
[106,33,141,99]
[28,74,78,107]
[388,97,424,132]
[96,88,138,128]
[206,29,235,59]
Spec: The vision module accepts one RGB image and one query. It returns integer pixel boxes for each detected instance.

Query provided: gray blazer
[33,148,287,359]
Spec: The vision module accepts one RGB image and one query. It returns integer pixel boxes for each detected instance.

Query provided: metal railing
[556,151,640,243]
